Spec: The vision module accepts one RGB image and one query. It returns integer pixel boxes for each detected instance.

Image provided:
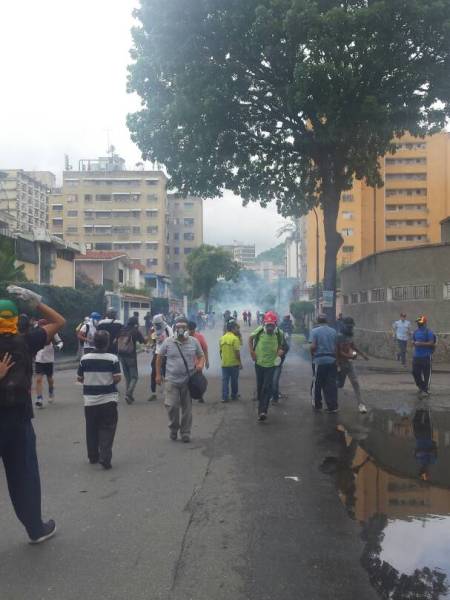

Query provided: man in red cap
[0,286,65,543]
[412,315,436,396]
[249,311,285,421]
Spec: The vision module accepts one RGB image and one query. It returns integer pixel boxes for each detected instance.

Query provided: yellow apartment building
[49,156,168,276]
[304,131,450,285]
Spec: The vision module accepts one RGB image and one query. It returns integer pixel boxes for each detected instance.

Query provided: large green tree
[0,239,27,283]
[128,0,450,317]
[185,245,240,311]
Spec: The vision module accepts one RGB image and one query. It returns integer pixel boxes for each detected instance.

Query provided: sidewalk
[360,353,450,374]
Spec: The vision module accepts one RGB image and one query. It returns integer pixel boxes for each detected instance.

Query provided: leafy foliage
[255,243,285,266]
[128,0,450,313]
[185,245,240,311]
[0,238,27,283]
[151,297,169,316]
[290,300,315,333]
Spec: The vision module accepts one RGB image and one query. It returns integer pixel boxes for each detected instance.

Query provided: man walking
[392,312,411,366]
[156,316,205,442]
[249,311,284,422]
[148,314,172,402]
[77,330,121,469]
[310,314,338,412]
[0,285,65,543]
[188,321,209,402]
[117,316,146,404]
[77,311,102,354]
[219,319,242,402]
[336,317,369,414]
[34,319,63,408]
[97,308,123,355]
[412,315,436,396]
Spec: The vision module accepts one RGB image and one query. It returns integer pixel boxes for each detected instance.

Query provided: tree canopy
[255,243,285,266]
[0,238,27,283]
[185,244,240,310]
[128,0,450,315]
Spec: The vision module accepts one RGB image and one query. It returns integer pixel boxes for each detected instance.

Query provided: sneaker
[181,434,191,443]
[221,398,229,403]
[358,403,368,414]
[257,413,267,422]
[170,431,178,441]
[147,394,157,402]
[35,400,43,409]
[125,394,134,405]
[325,408,339,414]
[48,394,54,404]
[29,520,56,544]
[198,397,205,403]
[99,461,112,470]
[89,458,99,465]
[231,394,241,401]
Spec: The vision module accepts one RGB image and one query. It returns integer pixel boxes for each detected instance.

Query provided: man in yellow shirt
[219,319,242,402]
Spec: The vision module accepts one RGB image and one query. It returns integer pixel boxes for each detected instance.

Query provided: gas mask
[176,327,189,340]
[264,324,276,335]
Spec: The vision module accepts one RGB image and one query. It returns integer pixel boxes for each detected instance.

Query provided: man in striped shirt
[77,330,121,470]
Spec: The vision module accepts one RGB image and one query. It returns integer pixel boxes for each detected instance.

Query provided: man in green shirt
[219,319,242,402]
[249,311,284,421]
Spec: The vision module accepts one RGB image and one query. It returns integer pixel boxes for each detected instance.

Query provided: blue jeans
[222,366,239,400]
[397,339,407,365]
[0,414,45,539]
[255,365,275,415]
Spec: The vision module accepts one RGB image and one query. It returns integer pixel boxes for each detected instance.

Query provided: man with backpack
[117,316,146,404]
[97,308,123,355]
[412,315,436,397]
[0,285,65,543]
[249,311,285,421]
[77,311,102,354]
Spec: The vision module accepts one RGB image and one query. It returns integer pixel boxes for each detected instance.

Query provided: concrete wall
[75,262,103,285]
[340,244,450,361]
[53,258,75,287]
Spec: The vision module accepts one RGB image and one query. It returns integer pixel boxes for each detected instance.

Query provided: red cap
[263,311,277,325]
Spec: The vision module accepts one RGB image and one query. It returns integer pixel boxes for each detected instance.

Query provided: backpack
[117,328,135,356]
[0,334,33,408]
[76,321,88,334]
[253,327,289,354]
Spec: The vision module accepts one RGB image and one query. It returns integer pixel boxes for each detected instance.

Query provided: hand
[205,360,210,370]
[195,364,203,373]
[277,349,284,357]
[56,342,64,351]
[250,350,256,362]
[155,375,162,386]
[0,353,15,380]
[7,285,42,308]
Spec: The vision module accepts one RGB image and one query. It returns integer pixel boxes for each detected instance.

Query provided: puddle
[322,403,450,599]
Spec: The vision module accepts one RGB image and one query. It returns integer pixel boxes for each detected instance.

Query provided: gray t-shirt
[158,336,204,385]
[311,325,337,365]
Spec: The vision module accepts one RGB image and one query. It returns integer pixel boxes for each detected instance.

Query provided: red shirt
[193,332,208,354]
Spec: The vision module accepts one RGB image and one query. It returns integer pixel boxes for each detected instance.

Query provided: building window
[386,234,427,242]
[184,232,195,241]
[146,209,158,218]
[343,295,349,305]
[184,202,194,209]
[184,247,193,255]
[443,283,450,300]
[394,142,427,150]
[371,288,386,302]
[386,157,426,165]
[118,269,124,284]
[342,193,353,203]
[146,180,158,186]
[66,227,78,233]
[385,173,427,181]
[351,293,359,304]
[67,194,78,203]
[146,226,158,234]
[95,243,112,250]
[147,194,158,202]
[386,188,427,197]
[52,218,63,225]
[146,258,158,266]
[359,291,368,303]
[342,228,353,237]
[174,233,180,241]
[52,204,63,211]
[342,245,354,253]
[66,180,79,187]
[342,211,353,220]
[95,194,112,202]
[173,263,180,271]
[391,284,435,301]
[184,218,194,227]
[84,194,93,202]
[174,247,180,255]
[67,210,78,217]
[132,226,141,234]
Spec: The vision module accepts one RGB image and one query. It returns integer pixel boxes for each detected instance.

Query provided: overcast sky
[0,0,286,253]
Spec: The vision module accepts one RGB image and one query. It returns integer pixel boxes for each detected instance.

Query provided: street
[1,332,450,600]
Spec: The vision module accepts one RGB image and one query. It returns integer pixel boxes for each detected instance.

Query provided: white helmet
[153,314,164,325]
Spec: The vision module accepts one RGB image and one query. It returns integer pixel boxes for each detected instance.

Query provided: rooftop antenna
[64,154,72,171]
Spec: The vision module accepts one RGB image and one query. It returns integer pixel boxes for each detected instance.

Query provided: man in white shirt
[392,313,411,366]
[77,312,101,354]
[148,314,172,402]
[34,319,63,408]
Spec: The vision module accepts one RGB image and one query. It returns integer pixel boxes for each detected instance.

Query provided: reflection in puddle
[322,403,450,599]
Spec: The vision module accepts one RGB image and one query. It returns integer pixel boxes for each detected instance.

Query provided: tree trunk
[322,190,343,324]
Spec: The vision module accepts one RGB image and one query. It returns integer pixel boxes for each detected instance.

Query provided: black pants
[150,355,166,393]
[84,402,118,466]
[0,415,45,539]
[313,363,338,410]
[412,357,432,392]
[255,365,275,415]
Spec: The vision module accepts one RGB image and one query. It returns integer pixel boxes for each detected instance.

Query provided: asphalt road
[0,333,387,600]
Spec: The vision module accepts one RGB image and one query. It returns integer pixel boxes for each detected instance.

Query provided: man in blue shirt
[310,314,338,412]
[412,315,436,396]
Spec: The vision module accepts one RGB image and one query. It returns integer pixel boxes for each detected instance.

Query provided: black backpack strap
[175,342,190,378]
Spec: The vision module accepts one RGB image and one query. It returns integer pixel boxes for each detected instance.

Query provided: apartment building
[304,131,450,285]
[221,243,256,267]
[49,157,168,279]
[0,170,53,232]
[166,194,203,276]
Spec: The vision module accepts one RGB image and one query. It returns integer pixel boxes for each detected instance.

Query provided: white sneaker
[358,403,368,414]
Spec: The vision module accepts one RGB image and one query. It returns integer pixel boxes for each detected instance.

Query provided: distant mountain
[255,243,285,265]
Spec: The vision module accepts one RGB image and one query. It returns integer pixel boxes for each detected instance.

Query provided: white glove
[7,285,42,308]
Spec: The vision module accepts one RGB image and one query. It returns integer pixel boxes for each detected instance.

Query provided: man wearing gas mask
[156,316,205,442]
[336,317,369,414]
[148,314,172,402]
[249,311,285,421]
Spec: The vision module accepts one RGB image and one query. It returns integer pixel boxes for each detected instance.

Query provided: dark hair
[127,316,139,328]
[94,330,110,351]
[106,308,117,319]
[226,319,237,332]
[188,321,197,331]
[317,314,328,324]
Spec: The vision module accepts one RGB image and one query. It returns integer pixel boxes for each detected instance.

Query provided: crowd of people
[0,285,438,545]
